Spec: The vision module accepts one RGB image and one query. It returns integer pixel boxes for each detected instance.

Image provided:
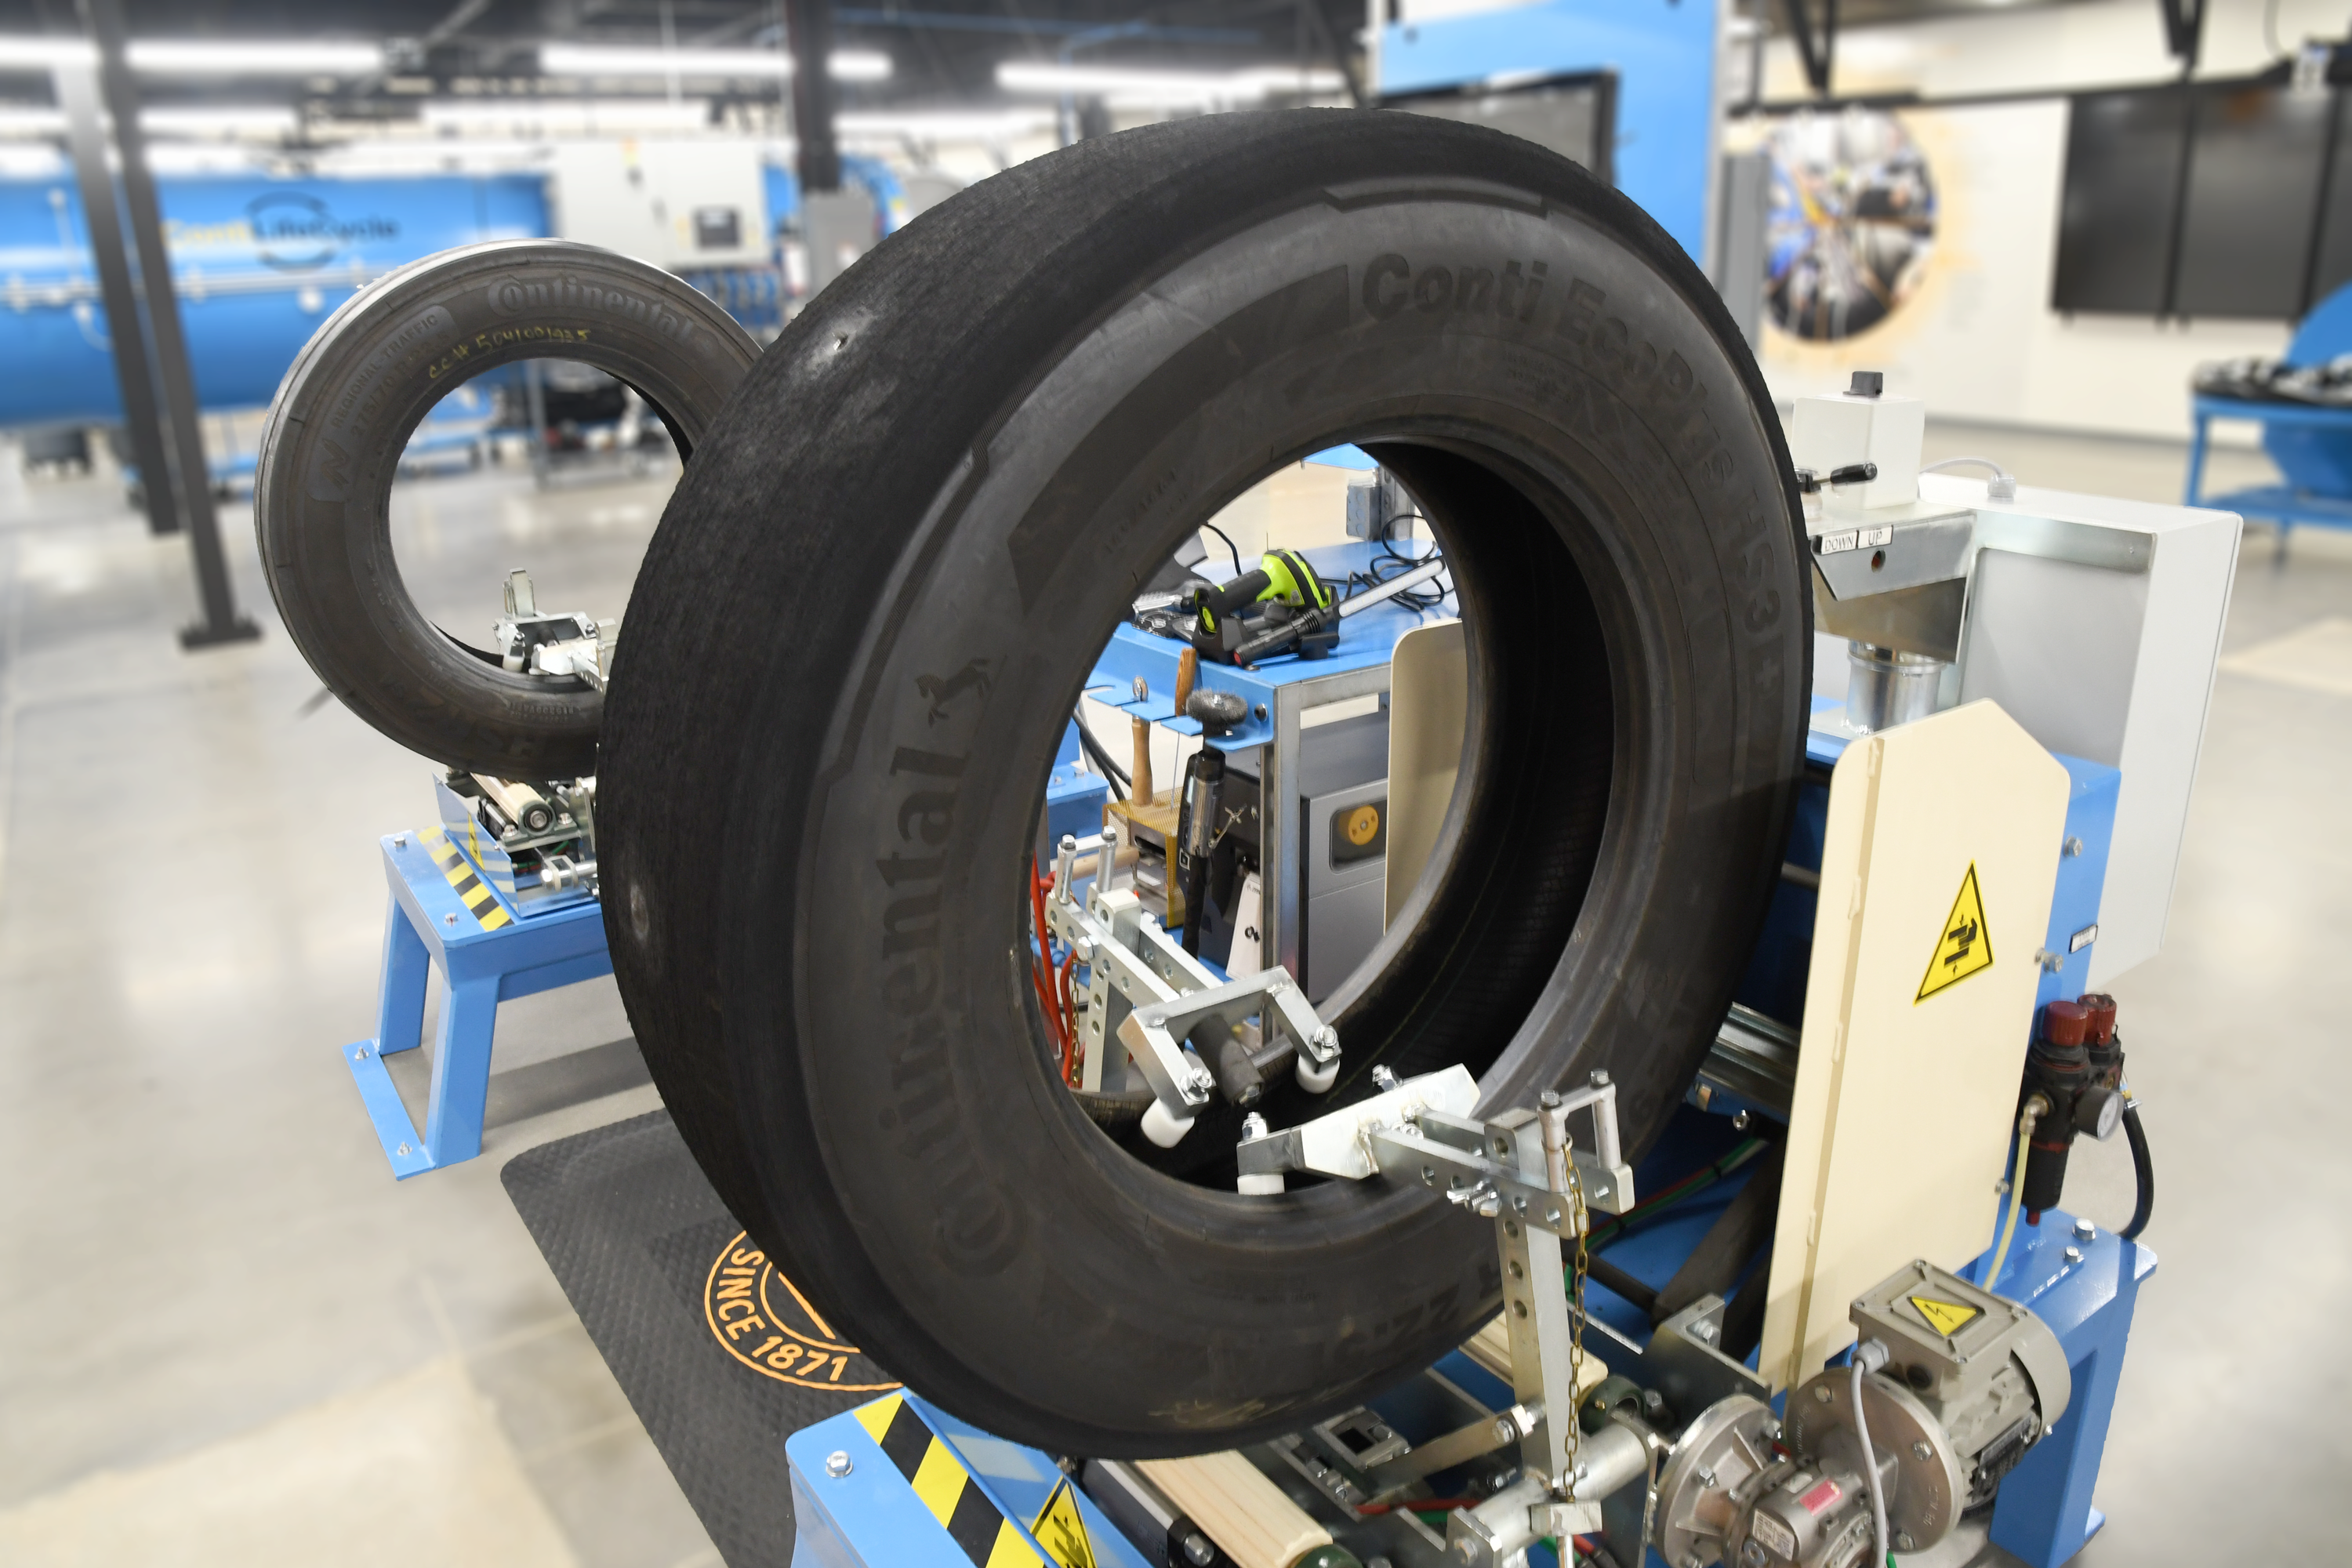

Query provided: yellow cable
[1986,1097,2045,1291]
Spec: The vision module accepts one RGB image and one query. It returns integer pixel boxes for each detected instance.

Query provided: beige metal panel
[1384,617,1467,928]
[1135,1452,1330,1568]
[1758,699,2069,1393]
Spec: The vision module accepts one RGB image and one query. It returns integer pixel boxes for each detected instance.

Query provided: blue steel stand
[1979,1206,2157,1566]
[340,830,612,1178]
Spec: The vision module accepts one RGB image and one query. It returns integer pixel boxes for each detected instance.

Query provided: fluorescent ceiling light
[0,105,64,135]
[835,108,1054,140]
[0,103,295,139]
[140,105,299,137]
[539,44,890,82]
[996,62,1340,103]
[127,40,383,75]
[422,97,712,132]
[0,36,96,68]
[1226,66,1348,94]
[0,37,379,74]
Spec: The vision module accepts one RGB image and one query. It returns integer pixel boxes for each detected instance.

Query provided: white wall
[1746,1,2347,439]
[1389,0,2350,440]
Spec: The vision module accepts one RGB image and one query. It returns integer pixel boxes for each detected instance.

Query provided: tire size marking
[427,322,597,380]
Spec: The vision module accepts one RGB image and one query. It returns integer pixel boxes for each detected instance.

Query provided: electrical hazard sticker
[1916,862,1993,1002]
[1029,1479,1098,1568]
[1908,1294,1981,1338]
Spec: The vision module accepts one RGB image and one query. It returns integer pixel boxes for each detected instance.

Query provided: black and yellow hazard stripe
[423,830,513,931]
[853,1395,1046,1568]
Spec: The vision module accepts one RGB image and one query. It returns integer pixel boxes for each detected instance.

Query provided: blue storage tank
[0,149,913,430]
[0,170,546,428]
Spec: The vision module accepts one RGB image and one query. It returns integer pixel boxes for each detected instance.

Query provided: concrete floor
[0,422,2336,1565]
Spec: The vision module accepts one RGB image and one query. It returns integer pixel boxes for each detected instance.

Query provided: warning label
[1030,1479,1098,1568]
[1917,862,1994,1002]
[1909,1294,1982,1338]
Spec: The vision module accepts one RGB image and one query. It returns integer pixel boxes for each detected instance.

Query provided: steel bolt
[1240,1112,1269,1141]
[1731,1109,1751,1131]
[445,913,458,926]
[1373,1065,1401,1091]
[1912,1441,1933,1461]
[1181,1532,1215,1566]
[1896,1533,1917,1552]
[1494,1417,1518,1443]
[1813,1384,1833,1404]
[1132,677,1149,700]
[2073,1217,2097,1241]
[1696,1467,1717,1489]
[1590,1070,1611,1087]
[393,833,407,848]
[1539,1089,1562,1109]
[825,1450,853,1478]
[2063,836,2084,857]
[2063,1245,2083,1264]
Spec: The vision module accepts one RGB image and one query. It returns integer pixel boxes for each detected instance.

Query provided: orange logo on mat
[702,1231,900,1392]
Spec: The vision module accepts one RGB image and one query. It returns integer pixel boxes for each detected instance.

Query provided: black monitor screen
[1382,71,1617,187]
[2052,86,2190,314]
[2173,84,2332,318]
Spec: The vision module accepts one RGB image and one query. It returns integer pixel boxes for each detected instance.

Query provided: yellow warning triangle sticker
[1029,1479,1098,1568]
[1909,1294,1981,1337]
[1916,862,1994,1002]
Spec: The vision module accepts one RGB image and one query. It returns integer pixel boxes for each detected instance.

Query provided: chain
[1563,1160,1590,1500]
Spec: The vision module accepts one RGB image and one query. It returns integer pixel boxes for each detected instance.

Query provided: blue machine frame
[339,826,612,1178]
[786,699,2147,1568]
[1377,0,1722,264]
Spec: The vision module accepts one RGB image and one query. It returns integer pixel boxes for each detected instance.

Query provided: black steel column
[782,0,840,193]
[78,0,260,648]
[53,63,177,537]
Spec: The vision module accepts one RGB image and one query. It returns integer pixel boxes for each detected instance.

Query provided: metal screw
[1181,1532,1215,1566]
[1896,1533,1917,1552]
[825,1450,853,1478]
[445,913,458,926]
[1494,1417,1518,1443]
[1731,1109,1751,1131]
[2073,1217,2096,1241]
[1911,1441,1933,1461]
[352,1047,365,1061]
[1813,1384,1833,1404]
[2063,836,2084,857]
[1590,1070,1611,1087]
[396,1142,412,1156]
[2063,1245,2083,1264]
[1240,1112,1269,1141]
[1132,677,1149,701]
[1539,1089,1561,1109]
[1372,1065,1400,1091]
[1696,1467,1717,1488]
[1254,703,1268,720]
[393,833,407,848]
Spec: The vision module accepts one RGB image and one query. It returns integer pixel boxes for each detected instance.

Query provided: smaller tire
[254,240,758,779]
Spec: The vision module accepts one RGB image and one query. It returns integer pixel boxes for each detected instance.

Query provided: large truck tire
[601,111,1811,1456]
[255,240,758,778]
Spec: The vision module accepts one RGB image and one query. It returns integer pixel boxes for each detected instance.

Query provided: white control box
[1789,383,1925,513]
[549,140,770,270]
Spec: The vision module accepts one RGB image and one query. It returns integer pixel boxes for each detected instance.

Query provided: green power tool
[1187,549,1338,665]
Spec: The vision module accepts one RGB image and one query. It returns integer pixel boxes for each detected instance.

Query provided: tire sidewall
[752,177,1805,1444]
[255,240,757,775]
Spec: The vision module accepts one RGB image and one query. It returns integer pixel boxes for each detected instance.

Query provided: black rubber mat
[503,1110,898,1567]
